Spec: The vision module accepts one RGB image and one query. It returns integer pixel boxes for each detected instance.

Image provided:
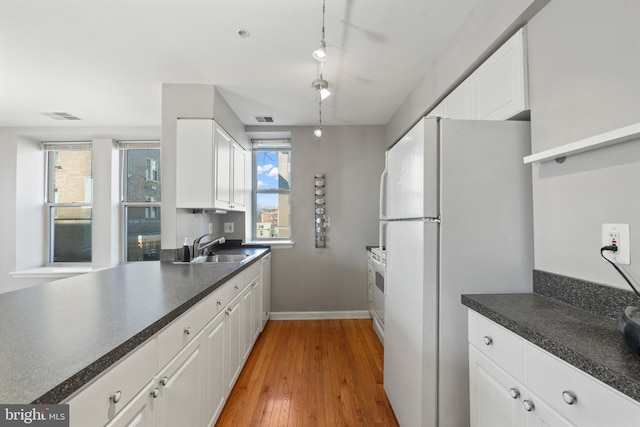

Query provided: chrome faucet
[192,234,226,258]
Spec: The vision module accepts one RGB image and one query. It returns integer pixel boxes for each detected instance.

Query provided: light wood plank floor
[215,319,399,427]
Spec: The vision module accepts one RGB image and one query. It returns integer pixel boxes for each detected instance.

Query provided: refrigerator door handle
[378,221,387,272]
[379,151,388,220]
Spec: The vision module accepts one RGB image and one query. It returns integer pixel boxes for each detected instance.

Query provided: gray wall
[259,126,387,312]
[527,0,640,290]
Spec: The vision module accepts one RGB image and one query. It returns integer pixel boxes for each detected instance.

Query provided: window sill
[9,266,106,280]
[245,240,295,249]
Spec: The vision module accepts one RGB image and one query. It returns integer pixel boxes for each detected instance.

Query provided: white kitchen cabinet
[468,309,640,427]
[225,292,244,393]
[260,253,271,329]
[469,346,525,427]
[176,119,247,211]
[156,331,206,427]
[203,311,226,427]
[66,338,157,427]
[65,257,268,427]
[428,28,528,120]
[105,381,157,427]
[474,27,528,120]
[176,119,214,209]
[231,142,247,211]
[441,79,475,119]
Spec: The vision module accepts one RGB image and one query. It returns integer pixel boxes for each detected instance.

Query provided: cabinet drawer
[525,343,640,427]
[205,283,229,322]
[157,301,206,369]
[243,261,260,284]
[468,310,524,381]
[66,338,157,427]
[227,274,244,300]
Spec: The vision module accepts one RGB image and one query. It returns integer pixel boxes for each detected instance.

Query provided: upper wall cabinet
[176,119,247,211]
[432,28,529,121]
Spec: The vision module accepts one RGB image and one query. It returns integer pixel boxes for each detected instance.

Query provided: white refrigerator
[381,117,534,427]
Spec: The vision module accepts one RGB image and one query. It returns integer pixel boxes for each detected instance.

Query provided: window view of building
[45,144,93,263]
[253,140,291,241]
[122,145,161,262]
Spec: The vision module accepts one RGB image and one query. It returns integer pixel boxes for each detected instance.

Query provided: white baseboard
[269,310,371,320]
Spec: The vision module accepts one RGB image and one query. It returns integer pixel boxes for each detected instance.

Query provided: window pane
[125,149,161,202]
[52,207,92,262]
[49,150,92,203]
[256,193,291,239]
[256,151,291,190]
[125,207,161,261]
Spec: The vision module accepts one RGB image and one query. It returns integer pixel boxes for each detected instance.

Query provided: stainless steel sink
[197,254,249,263]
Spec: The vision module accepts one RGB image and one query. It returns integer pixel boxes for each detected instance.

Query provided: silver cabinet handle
[509,388,520,399]
[562,390,577,405]
[522,400,535,412]
[184,326,192,335]
[160,376,169,387]
[150,388,160,398]
[234,285,239,290]
[216,300,222,307]
[110,390,122,404]
[483,336,493,346]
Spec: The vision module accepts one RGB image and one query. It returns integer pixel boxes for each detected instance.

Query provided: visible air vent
[41,112,81,121]
[254,116,274,123]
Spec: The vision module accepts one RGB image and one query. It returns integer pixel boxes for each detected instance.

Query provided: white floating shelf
[523,122,640,164]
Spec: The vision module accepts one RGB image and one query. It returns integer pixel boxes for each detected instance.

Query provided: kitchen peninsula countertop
[462,292,640,402]
[0,246,269,404]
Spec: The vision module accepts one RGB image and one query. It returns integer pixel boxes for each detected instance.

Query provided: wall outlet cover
[224,222,234,233]
[602,223,630,265]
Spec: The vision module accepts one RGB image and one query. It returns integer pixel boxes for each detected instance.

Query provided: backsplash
[533,270,640,320]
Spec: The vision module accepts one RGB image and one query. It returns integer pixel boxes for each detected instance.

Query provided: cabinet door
[204,312,226,427]
[474,28,528,120]
[252,277,262,341]
[261,254,271,329]
[231,143,246,211]
[105,381,157,427]
[522,391,573,427]
[176,119,214,208]
[469,346,525,427]
[214,125,232,209]
[442,79,475,119]
[226,295,243,392]
[156,333,205,427]
[242,284,254,361]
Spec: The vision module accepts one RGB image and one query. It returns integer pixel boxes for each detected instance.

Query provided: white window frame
[252,139,292,242]
[43,141,93,265]
[120,141,162,263]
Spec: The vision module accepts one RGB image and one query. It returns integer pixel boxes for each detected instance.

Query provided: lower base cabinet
[468,309,640,427]
[469,346,572,427]
[66,259,267,427]
[204,312,226,427]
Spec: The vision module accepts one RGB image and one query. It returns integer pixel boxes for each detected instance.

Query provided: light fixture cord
[320,0,326,47]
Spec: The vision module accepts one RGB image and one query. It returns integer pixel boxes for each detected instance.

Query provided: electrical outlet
[208,223,213,234]
[602,223,630,265]
[224,222,234,233]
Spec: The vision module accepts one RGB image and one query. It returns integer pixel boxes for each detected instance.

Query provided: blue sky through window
[256,151,279,210]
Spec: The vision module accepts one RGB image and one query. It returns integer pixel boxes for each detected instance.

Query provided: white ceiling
[0,0,478,128]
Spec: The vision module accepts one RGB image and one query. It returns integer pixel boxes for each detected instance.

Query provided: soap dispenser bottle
[181,238,191,262]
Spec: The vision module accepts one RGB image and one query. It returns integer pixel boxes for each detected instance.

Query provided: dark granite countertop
[462,292,640,402]
[0,246,269,404]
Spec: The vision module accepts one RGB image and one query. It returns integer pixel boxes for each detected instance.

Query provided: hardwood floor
[215,319,399,427]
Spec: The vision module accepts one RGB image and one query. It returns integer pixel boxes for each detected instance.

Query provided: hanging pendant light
[313,0,328,62]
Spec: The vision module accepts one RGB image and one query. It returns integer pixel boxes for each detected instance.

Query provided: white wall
[245,125,387,312]
[527,0,640,290]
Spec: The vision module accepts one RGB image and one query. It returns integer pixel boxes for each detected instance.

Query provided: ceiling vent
[254,116,274,123]
[41,112,81,121]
